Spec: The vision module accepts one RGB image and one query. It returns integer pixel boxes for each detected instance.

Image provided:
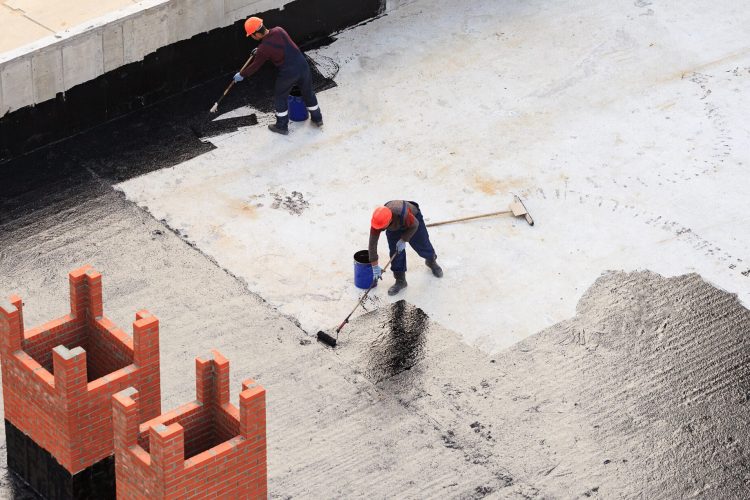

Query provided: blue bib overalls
[264,36,323,129]
[385,201,438,273]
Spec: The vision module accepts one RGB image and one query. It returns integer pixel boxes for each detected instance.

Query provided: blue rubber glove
[372,265,383,280]
[233,72,244,83]
[396,240,406,253]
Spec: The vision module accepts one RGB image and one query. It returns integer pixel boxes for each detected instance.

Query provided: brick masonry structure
[0,265,161,498]
[113,350,267,499]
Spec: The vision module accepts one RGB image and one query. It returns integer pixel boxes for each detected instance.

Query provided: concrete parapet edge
[0,0,384,161]
[0,0,291,113]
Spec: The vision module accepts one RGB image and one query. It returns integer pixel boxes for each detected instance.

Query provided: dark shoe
[268,124,289,135]
[426,259,443,278]
[312,120,324,128]
[388,272,408,296]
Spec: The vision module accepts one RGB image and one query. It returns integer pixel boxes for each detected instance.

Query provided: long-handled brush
[209,53,255,114]
[317,251,398,348]
[189,53,256,138]
[425,194,535,227]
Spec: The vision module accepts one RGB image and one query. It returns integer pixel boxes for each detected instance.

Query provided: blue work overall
[386,201,437,273]
[265,37,322,129]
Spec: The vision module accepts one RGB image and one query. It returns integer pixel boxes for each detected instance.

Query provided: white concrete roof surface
[0,0,138,53]
[118,0,750,353]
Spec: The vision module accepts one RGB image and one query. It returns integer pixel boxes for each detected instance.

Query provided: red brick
[0,267,162,474]
[113,351,267,499]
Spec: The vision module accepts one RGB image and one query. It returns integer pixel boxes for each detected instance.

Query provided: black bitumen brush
[316,330,337,347]
[316,252,398,349]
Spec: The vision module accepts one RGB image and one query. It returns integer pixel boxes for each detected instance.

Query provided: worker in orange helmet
[369,201,443,296]
[232,16,323,135]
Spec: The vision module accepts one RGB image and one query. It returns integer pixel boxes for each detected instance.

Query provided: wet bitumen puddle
[366,300,429,383]
[335,300,434,385]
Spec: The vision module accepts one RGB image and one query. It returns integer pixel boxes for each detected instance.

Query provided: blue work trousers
[386,208,437,273]
[272,42,322,126]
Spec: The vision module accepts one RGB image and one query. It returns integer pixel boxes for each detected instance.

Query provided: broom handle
[336,251,398,333]
[217,53,256,103]
[426,210,512,228]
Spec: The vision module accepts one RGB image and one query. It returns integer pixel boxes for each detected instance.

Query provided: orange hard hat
[371,206,392,230]
[244,17,263,36]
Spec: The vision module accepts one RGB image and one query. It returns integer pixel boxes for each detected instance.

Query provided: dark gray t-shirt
[368,200,419,263]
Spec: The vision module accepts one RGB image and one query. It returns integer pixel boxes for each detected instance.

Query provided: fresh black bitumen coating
[0,0,367,162]
[316,252,403,350]
[190,113,259,139]
[0,55,336,226]
[5,421,115,500]
[365,300,429,383]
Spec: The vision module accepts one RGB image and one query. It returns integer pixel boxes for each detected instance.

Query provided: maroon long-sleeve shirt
[240,27,300,78]
[368,201,420,263]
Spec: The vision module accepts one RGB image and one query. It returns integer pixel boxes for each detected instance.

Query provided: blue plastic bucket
[353,250,375,289]
[288,87,308,122]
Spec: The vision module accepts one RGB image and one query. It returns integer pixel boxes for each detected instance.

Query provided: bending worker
[370,201,443,296]
[233,17,323,135]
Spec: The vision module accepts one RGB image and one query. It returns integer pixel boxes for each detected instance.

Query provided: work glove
[372,265,383,280]
[233,72,244,83]
[396,239,406,253]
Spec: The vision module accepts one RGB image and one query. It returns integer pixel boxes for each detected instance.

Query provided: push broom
[426,195,534,228]
[317,251,399,348]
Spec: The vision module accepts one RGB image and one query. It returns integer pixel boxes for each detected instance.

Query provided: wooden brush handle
[426,210,511,227]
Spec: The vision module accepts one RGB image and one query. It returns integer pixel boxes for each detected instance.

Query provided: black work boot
[269,114,289,135]
[268,124,289,135]
[388,272,408,296]
[310,108,323,127]
[425,259,443,278]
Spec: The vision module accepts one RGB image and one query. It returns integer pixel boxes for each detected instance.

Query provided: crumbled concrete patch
[269,188,310,216]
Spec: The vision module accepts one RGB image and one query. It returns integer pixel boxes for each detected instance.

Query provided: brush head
[316,330,337,348]
[209,103,218,114]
